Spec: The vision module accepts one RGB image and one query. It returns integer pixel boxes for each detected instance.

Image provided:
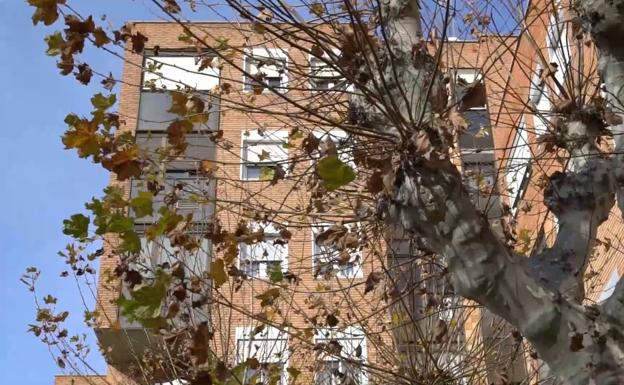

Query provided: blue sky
[0,1,168,383]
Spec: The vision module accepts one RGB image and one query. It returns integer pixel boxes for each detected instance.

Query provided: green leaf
[317,155,356,191]
[260,166,275,181]
[130,191,153,218]
[267,262,283,283]
[45,31,64,56]
[64,113,79,126]
[107,214,134,233]
[210,259,227,288]
[91,93,116,111]
[62,214,90,239]
[146,206,183,240]
[120,230,141,253]
[118,270,171,328]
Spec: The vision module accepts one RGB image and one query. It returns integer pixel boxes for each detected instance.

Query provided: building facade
[54,2,624,383]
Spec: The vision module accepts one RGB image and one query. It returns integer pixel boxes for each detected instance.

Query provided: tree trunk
[351,0,624,383]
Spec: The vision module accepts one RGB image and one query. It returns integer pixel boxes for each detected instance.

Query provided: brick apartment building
[54,1,624,384]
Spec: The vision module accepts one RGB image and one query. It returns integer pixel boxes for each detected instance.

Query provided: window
[239,223,288,278]
[311,130,353,166]
[244,48,288,92]
[130,170,216,223]
[463,162,495,199]
[546,8,571,89]
[463,159,501,218]
[530,65,552,135]
[454,69,493,151]
[312,223,362,279]
[136,235,211,278]
[438,296,462,322]
[314,327,367,385]
[310,56,346,91]
[119,234,211,328]
[236,326,288,385]
[505,117,532,212]
[143,55,220,90]
[137,92,220,132]
[135,132,217,171]
[139,54,221,132]
[241,130,288,180]
[455,69,486,110]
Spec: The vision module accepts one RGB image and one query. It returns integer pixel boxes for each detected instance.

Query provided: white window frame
[438,295,462,323]
[243,48,288,93]
[143,55,220,90]
[241,130,289,180]
[314,326,367,385]
[506,116,532,213]
[546,7,571,91]
[236,326,289,385]
[239,222,289,278]
[530,64,552,135]
[454,68,486,111]
[311,223,363,279]
[309,51,349,91]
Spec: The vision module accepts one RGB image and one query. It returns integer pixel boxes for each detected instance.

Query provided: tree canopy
[24,0,624,384]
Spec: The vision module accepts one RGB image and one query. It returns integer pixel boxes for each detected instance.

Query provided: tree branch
[350,0,624,382]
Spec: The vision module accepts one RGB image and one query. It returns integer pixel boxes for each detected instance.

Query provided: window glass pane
[143,56,220,90]
[135,132,216,171]
[137,236,211,277]
[245,49,287,90]
[314,327,366,385]
[236,327,288,364]
[138,92,220,132]
[312,224,361,278]
[243,166,263,180]
[245,142,288,163]
[130,171,216,223]
[455,69,486,109]
[458,110,493,150]
[463,161,498,214]
[239,225,288,278]
[242,131,288,180]
[310,57,344,90]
